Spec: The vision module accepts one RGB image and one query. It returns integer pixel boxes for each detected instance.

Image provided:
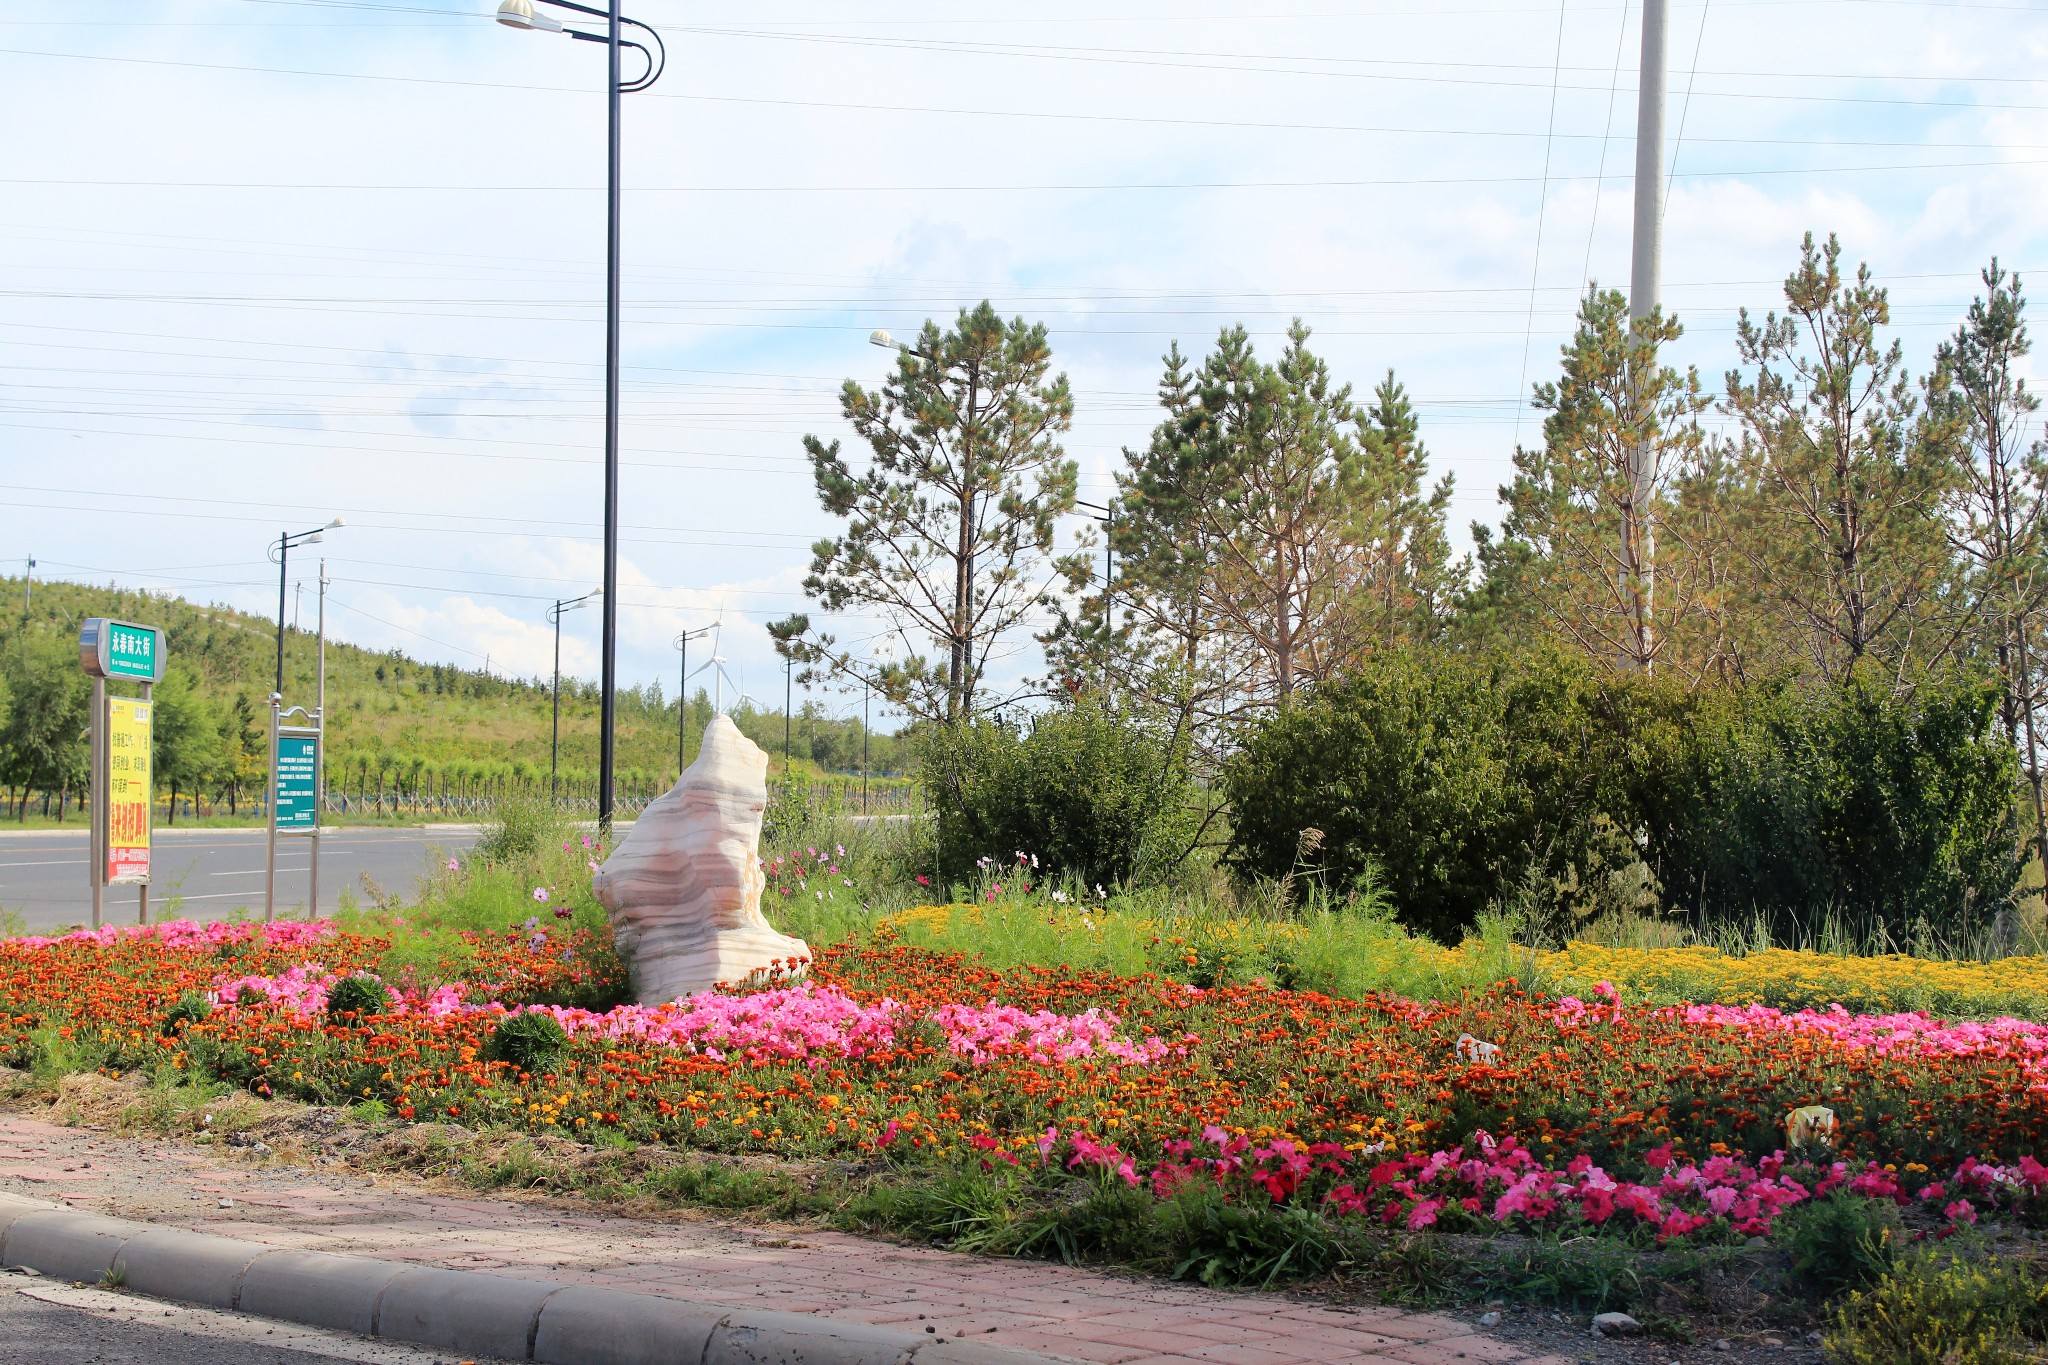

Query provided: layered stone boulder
[592,714,809,1004]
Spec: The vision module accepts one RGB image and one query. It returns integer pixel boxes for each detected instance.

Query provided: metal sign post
[79,618,165,930]
[265,695,322,922]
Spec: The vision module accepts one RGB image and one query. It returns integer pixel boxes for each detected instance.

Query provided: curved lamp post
[269,519,344,696]
[495,0,666,830]
[547,588,602,800]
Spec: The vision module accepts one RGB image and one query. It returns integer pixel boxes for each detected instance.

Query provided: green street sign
[275,731,320,832]
[79,618,165,683]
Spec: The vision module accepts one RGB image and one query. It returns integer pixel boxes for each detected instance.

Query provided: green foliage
[1161,1186,1345,1289]
[1826,1245,2048,1365]
[472,792,569,866]
[1650,672,2023,947]
[1224,646,2024,945]
[484,1010,569,1074]
[323,974,387,1019]
[1223,647,1650,941]
[159,989,214,1037]
[762,770,820,847]
[643,1160,805,1214]
[1476,1233,1648,1312]
[0,623,90,818]
[921,695,1200,889]
[1785,1192,1903,1299]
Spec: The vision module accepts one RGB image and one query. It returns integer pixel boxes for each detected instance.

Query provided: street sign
[79,618,165,683]
[104,698,152,885]
[275,729,320,833]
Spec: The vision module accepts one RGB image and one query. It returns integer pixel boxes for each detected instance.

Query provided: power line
[1667,0,1713,210]
[13,155,2048,193]
[1581,0,1632,293]
[4,41,2041,112]
[1514,0,1570,449]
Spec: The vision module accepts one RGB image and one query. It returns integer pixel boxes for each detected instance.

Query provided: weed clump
[1784,1191,1903,1298]
[324,974,387,1019]
[159,989,213,1036]
[1826,1245,2048,1364]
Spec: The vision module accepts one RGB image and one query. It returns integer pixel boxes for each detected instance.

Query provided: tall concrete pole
[1624,0,1668,670]
[1630,0,1667,325]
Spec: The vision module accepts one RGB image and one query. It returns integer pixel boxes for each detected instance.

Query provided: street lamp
[270,519,344,696]
[495,0,666,831]
[671,625,714,775]
[548,588,601,801]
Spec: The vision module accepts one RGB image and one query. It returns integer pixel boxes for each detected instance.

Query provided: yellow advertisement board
[106,698,151,885]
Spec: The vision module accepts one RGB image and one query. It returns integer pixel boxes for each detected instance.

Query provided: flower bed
[4,918,2048,1247]
[1542,943,2048,1021]
[880,902,2048,1022]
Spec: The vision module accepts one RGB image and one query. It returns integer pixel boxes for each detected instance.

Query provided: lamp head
[496,0,564,32]
[302,534,323,546]
[327,517,346,529]
[868,329,896,350]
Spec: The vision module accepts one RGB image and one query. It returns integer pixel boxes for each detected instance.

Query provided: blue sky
[2,0,2044,724]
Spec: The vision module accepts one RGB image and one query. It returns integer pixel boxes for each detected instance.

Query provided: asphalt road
[0,827,480,932]
[0,1280,509,1364]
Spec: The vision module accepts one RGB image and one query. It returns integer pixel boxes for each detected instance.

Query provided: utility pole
[22,555,33,611]
[1623,0,1668,672]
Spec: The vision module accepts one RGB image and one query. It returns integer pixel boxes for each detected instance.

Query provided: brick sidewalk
[0,1110,1563,1365]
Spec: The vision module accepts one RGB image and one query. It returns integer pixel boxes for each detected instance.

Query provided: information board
[105,698,152,885]
[275,731,319,832]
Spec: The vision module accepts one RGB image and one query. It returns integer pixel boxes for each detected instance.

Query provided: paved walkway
[0,1110,1563,1365]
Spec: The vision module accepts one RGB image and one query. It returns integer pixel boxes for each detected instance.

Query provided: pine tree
[1724,233,1955,682]
[1496,287,1712,675]
[1928,261,2048,859]
[803,302,1080,722]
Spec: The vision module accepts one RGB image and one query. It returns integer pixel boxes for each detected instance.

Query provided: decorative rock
[1590,1312,1641,1337]
[1477,1312,1501,1328]
[593,715,809,1004]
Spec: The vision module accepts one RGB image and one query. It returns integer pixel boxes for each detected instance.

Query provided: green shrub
[1783,1192,1903,1298]
[1224,648,2024,945]
[1651,673,2022,948]
[1222,649,1649,941]
[323,974,387,1018]
[1826,1245,2048,1364]
[160,989,213,1036]
[484,1009,569,1073]
[762,772,820,847]
[921,695,1201,890]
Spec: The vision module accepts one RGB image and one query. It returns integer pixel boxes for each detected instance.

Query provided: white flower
[1049,889,1070,903]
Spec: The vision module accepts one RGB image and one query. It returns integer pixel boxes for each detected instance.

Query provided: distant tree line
[0,581,907,822]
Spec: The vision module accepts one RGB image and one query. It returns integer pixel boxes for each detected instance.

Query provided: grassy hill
[0,576,906,823]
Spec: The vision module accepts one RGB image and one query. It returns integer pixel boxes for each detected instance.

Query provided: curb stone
[0,1193,1069,1365]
